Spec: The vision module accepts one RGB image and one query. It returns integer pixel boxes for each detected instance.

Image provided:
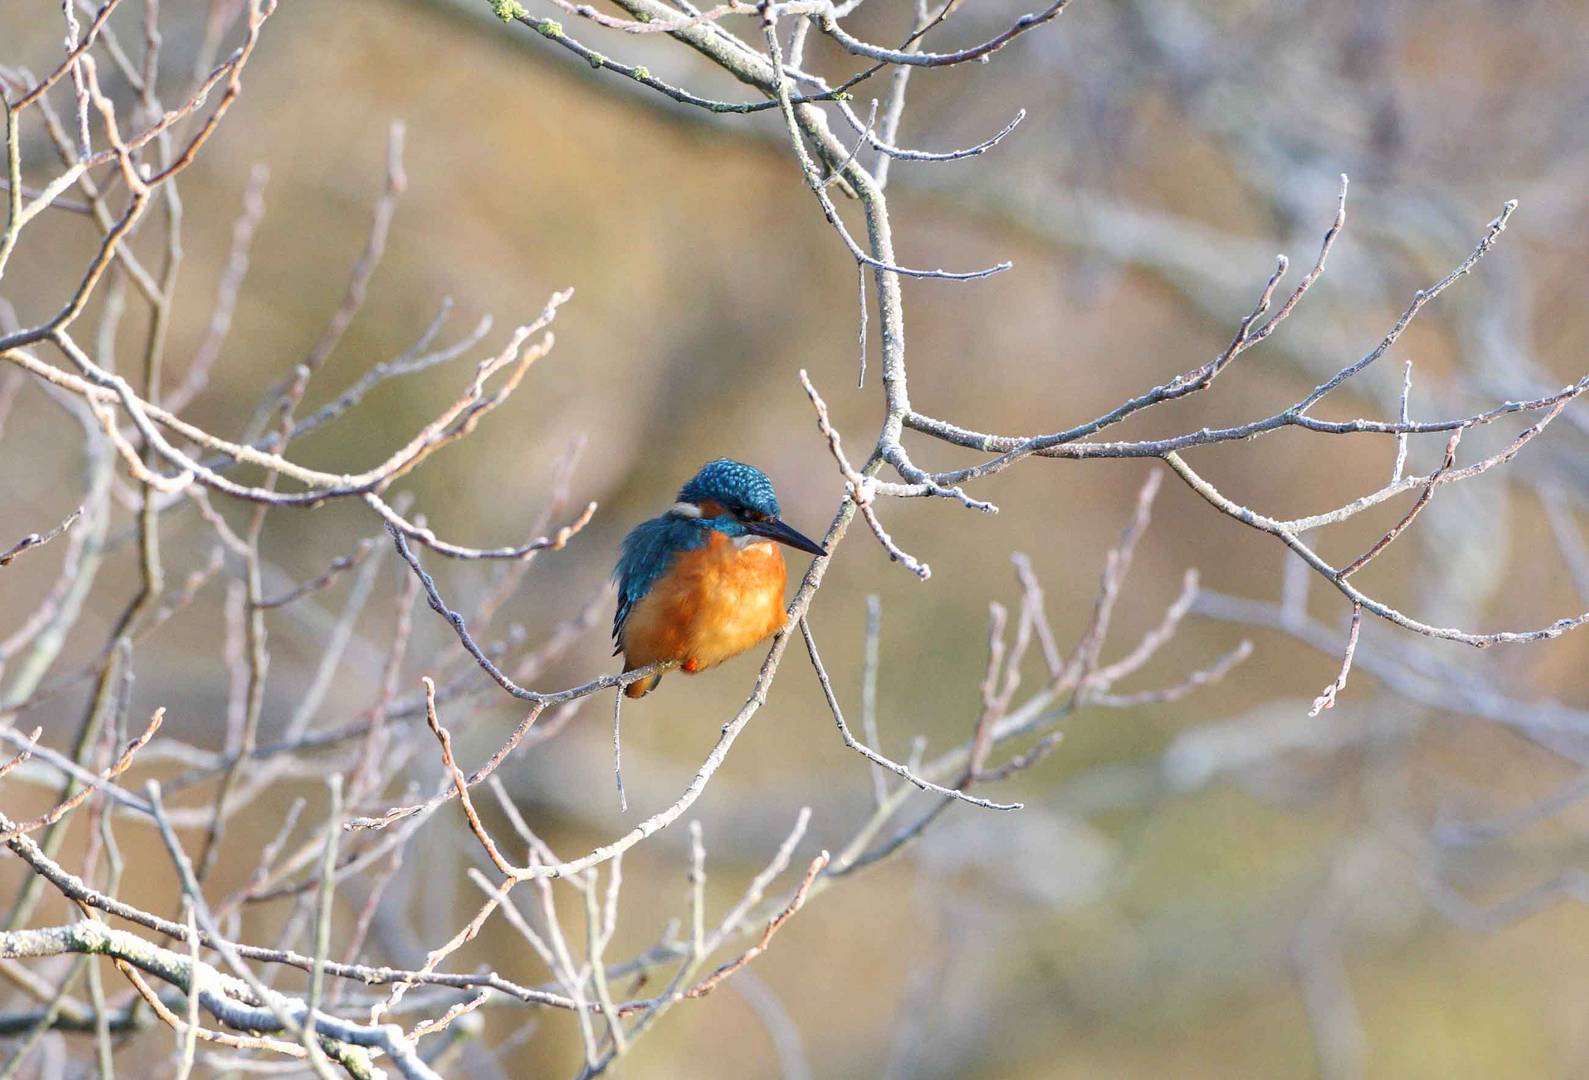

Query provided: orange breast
[620,531,788,675]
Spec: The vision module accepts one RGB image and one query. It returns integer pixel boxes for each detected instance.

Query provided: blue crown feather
[678,459,780,517]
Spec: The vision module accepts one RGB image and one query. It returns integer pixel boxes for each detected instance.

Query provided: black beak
[748,516,828,557]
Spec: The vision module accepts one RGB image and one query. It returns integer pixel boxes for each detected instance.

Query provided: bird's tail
[624,670,662,698]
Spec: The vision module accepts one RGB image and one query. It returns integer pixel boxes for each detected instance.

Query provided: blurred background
[3,0,1589,1076]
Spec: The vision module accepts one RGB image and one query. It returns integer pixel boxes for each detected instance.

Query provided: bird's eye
[732,506,751,521]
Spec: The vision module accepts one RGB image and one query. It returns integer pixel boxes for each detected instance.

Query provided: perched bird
[613,459,827,698]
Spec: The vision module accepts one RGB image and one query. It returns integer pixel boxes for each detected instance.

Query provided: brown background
[3,0,1589,1076]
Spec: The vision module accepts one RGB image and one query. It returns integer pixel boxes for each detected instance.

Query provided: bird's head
[672,458,827,556]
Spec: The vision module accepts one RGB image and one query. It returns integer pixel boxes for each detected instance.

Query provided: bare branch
[0,507,82,567]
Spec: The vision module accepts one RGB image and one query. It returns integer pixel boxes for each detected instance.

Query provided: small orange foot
[683,658,702,673]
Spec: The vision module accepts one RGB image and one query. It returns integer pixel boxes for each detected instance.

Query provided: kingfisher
[613,459,827,698]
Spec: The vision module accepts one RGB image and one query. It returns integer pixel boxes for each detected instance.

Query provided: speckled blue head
[678,459,780,519]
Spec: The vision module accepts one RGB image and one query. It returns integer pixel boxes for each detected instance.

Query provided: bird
[613,458,827,698]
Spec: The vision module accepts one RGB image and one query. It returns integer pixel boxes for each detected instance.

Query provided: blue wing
[612,515,704,652]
